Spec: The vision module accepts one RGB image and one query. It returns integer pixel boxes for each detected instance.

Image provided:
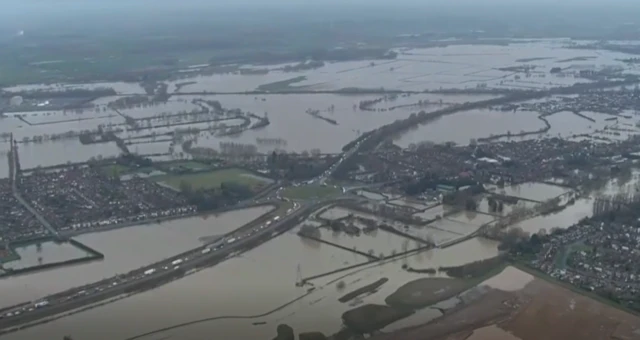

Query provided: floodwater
[396,106,640,148]
[115,100,201,119]
[164,41,637,93]
[17,141,122,169]
[413,205,456,221]
[428,212,495,236]
[2,40,639,169]
[318,207,382,222]
[467,325,523,340]
[481,266,533,292]
[3,231,499,340]
[3,242,90,270]
[2,82,145,95]
[513,198,594,235]
[181,93,502,154]
[396,109,544,147]
[488,182,570,202]
[388,199,430,210]
[0,206,271,309]
[356,190,386,200]
[315,227,421,257]
[380,307,443,332]
[476,196,537,216]
[4,40,640,337]
[446,211,496,227]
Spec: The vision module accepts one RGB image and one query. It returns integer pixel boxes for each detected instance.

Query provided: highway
[0,128,365,332]
[0,197,350,333]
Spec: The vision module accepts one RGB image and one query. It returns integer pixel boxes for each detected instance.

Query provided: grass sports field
[157,168,272,191]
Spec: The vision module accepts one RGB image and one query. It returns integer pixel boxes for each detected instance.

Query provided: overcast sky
[1,0,637,35]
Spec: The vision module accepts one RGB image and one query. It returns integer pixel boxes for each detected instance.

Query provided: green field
[0,249,20,264]
[157,168,270,191]
[166,161,210,171]
[282,184,341,200]
[101,164,133,177]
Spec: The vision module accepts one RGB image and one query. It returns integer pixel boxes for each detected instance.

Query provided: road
[0,197,350,333]
[9,141,60,239]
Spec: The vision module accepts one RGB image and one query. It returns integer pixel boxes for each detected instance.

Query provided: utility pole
[295,263,303,287]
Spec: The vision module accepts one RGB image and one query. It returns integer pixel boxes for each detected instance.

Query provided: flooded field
[316,227,421,257]
[0,206,271,309]
[429,213,495,236]
[161,41,638,94]
[3,39,640,339]
[396,109,544,147]
[3,242,91,270]
[413,205,456,221]
[388,199,431,210]
[356,190,386,200]
[203,94,405,153]
[446,211,496,227]
[476,197,537,216]
[488,182,570,202]
[115,100,202,119]
[512,198,594,235]
[317,207,382,222]
[396,106,640,148]
[3,232,499,340]
[18,141,122,169]
[3,82,145,95]
[7,110,120,126]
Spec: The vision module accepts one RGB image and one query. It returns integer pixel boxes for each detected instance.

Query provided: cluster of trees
[268,151,332,180]
[441,185,485,211]
[6,87,116,99]
[487,197,505,213]
[108,95,151,110]
[219,142,258,156]
[116,153,153,168]
[283,60,325,72]
[298,224,321,238]
[440,256,505,279]
[404,175,477,196]
[505,225,574,255]
[358,97,386,111]
[23,129,94,144]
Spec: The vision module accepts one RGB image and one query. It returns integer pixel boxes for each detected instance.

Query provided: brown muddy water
[2,223,499,340]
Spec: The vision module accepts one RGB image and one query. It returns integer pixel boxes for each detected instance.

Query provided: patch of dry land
[385,278,470,308]
[367,266,640,340]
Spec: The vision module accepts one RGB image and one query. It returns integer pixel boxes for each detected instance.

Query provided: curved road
[0,197,352,334]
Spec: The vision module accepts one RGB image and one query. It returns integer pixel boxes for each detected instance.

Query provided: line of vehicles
[0,200,304,324]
